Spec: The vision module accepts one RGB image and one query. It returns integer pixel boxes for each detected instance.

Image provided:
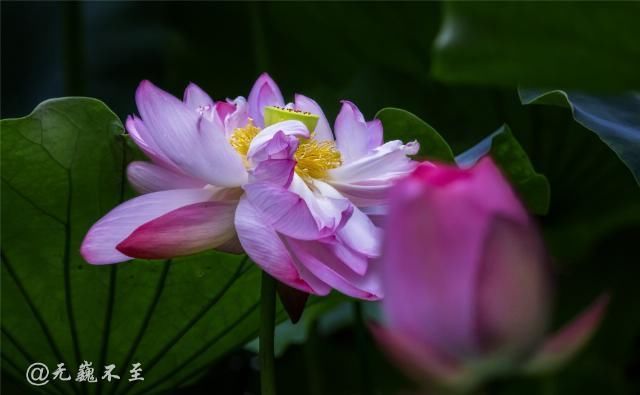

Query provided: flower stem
[260,271,277,395]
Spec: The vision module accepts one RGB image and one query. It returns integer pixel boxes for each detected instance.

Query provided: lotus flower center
[294,138,341,180]
[230,108,342,180]
[230,119,260,156]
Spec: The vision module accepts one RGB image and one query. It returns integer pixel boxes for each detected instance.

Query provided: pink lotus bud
[372,157,608,390]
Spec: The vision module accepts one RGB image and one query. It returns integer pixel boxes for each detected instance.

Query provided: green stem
[260,272,277,395]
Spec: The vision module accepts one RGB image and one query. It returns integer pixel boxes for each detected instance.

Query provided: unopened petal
[381,158,530,359]
[80,188,218,265]
[116,200,238,259]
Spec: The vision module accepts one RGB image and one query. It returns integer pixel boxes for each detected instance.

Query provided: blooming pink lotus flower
[81,73,419,300]
[371,158,608,389]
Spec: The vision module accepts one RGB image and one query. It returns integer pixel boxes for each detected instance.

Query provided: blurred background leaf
[456,124,551,215]
[519,89,640,184]
[432,2,640,90]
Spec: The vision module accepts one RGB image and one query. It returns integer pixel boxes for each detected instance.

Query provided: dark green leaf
[0,98,286,394]
[375,107,455,162]
[456,124,551,215]
[432,2,640,90]
[519,89,640,184]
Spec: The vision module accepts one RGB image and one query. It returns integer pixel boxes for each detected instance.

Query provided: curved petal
[126,115,180,172]
[291,177,353,233]
[294,94,333,141]
[212,100,235,125]
[247,73,285,127]
[127,161,205,194]
[136,79,199,152]
[248,128,301,165]
[80,188,218,265]
[329,241,369,276]
[223,96,249,136]
[243,181,333,240]
[281,235,382,300]
[116,200,238,259]
[135,80,247,187]
[251,158,297,187]
[326,180,392,207]
[334,100,370,163]
[336,205,381,258]
[196,118,248,186]
[367,119,383,149]
[523,294,610,374]
[234,196,330,295]
[247,120,309,162]
[361,204,387,227]
[328,140,419,206]
[183,82,213,110]
[329,140,419,184]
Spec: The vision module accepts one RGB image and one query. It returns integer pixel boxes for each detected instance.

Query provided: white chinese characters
[26,362,144,386]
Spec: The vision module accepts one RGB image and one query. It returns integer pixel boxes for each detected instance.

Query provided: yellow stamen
[229,119,260,156]
[229,119,342,181]
[294,138,342,180]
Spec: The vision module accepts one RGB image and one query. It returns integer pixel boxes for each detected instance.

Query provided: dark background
[2,2,639,395]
